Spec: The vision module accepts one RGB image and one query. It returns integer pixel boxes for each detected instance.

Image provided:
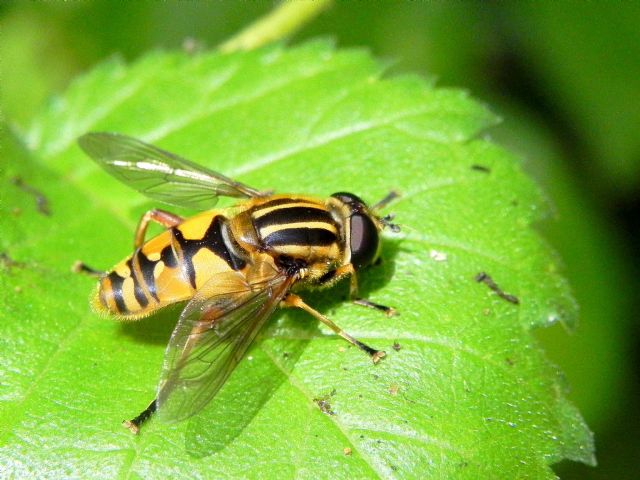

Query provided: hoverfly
[77,133,399,433]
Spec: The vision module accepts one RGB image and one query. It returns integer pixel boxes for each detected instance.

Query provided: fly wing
[156,263,293,422]
[78,132,264,209]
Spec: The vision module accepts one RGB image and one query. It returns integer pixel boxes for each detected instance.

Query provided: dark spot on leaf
[11,176,51,216]
[471,164,491,173]
[314,389,337,416]
[1,252,26,270]
[475,272,520,305]
[314,399,335,416]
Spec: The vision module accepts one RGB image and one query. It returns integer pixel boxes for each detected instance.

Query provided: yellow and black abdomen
[249,197,342,264]
[95,196,345,319]
[94,210,247,319]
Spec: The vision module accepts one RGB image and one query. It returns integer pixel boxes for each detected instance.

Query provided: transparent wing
[156,264,294,422]
[78,132,263,209]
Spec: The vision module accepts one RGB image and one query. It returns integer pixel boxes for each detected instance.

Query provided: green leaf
[1,41,593,478]
[489,99,633,430]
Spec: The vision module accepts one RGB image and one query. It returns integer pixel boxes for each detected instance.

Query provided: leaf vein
[230,106,447,178]
[140,59,345,146]
[350,424,464,456]
[259,346,393,479]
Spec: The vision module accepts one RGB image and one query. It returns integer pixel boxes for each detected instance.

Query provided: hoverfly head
[331,191,384,270]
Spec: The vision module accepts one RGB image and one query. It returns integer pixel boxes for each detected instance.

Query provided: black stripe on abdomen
[126,258,149,309]
[160,245,178,268]
[107,272,127,313]
[172,216,246,289]
[254,206,335,230]
[135,250,158,302]
[264,228,337,247]
[203,216,246,271]
[171,228,197,288]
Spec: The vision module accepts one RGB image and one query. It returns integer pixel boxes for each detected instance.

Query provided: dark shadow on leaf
[118,303,183,345]
[184,323,309,458]
[119,239,399,456]
[358,239,400,298]
[295,239,400,313]
[181,241,399,457]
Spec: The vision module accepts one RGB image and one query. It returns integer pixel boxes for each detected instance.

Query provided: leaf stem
[218,0,332,53]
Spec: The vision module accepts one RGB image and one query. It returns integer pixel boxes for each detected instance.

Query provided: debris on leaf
[475,272,520,305]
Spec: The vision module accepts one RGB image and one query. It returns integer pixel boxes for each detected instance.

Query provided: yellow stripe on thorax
[259,221,337,237]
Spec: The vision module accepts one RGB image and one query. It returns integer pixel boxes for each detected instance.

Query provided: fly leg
[281,293,386,363]
[123,399,157,434]
[134,209,183,248]
[371,191,401,232]
[352,297,396,317]
[120,210,182,434]
[71,209,183,277]
[71,261,105,278]
[327,264,397,317]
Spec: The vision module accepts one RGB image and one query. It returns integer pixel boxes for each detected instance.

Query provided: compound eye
[331,192,365,207]
[350,213,379,270]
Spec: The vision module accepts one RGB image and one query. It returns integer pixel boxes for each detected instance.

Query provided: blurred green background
[1,1,638,478]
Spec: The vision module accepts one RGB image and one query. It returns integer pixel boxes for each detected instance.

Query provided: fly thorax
[250,196,342,264]
[227,210,261,254]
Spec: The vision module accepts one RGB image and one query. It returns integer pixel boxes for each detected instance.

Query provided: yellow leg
[134,209,183,248]
[327,263,359,297]
[73,209,183,280]
[71,261,104,278]
[281,293,385,363]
